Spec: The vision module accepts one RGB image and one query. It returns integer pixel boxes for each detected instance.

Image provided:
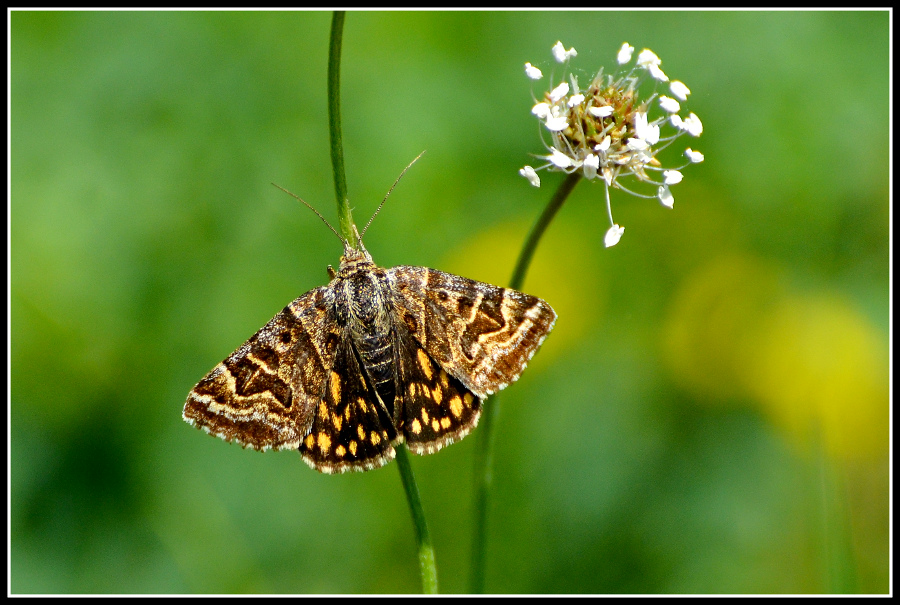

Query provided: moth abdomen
[355,332,397,414]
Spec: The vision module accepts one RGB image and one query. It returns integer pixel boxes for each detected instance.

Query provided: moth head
[340,225,373,266]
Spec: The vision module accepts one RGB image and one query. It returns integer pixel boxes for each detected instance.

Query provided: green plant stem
[468,390,499,594]
[396,446,439,594]
[325,11,438,594]
[327,11,354,245]
[814,428,858,593]
[469,171,582,594]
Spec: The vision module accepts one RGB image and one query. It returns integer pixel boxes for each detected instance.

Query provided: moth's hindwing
[298,338,399,473]
[393,326,482,454]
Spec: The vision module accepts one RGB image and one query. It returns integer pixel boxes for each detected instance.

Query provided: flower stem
[813,428,858,593]
[326,11,438,594]
[396,446,439,594]
[469,171,581,593]
[327,11,355,245]
[467,391,498,594]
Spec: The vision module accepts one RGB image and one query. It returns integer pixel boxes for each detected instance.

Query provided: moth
[183,168,556,473]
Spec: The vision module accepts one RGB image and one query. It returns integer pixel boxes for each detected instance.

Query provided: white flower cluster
[520,41,704,247]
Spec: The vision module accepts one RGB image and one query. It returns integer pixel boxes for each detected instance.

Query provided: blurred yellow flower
[744,294,888,461]
[662,254,783,402]
[663,255,887,461]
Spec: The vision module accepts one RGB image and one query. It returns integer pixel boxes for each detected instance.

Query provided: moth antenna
[271,183,347,247]
[360,150,426,239]
[351,224,365,253]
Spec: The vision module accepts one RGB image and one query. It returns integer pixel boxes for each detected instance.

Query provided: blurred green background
[11,10,889,594]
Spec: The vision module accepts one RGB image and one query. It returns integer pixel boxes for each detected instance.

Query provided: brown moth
[183,171,556,473]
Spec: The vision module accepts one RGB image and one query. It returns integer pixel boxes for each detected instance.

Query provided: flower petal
[549,82,570,102]
[567,93,585,107]
[658,95,680,114]
[544,115,569,132]
[519,165,541,187]
[552,41,577,63]
[663,170,683,185]
[617,42,634,64]
[670,80,691,101]
[627,138,650,152]
[658,185,675,208]
[636,48,661,68]
[547,148,575,168]
[633,112,660,145]
[648,64,668,82]
[604,224,625,248]
[684,112,703,137]
[588,105,614,118]
[583,153,600,179]
[633,111,648,136]
[685,148,705,163]
[524,62,543,80]
[531,102,550,119]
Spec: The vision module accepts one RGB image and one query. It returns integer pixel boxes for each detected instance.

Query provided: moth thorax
[335,268,396,413]
[335,268,390,334]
